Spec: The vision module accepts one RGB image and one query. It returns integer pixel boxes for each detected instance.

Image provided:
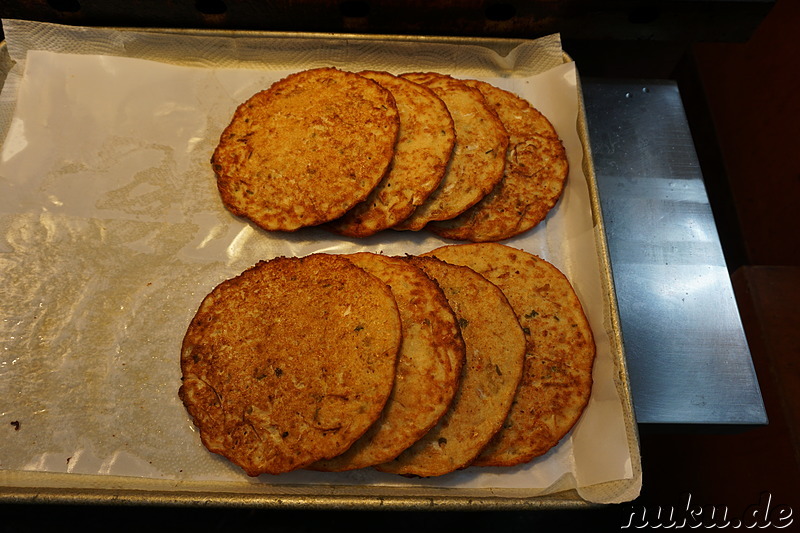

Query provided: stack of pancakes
[180,243,596,477]
[211,67,568,242]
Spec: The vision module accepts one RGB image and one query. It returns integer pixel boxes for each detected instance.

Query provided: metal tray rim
[0,27,639,509]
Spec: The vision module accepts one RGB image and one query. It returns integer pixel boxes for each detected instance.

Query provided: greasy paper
[0,19,639,503]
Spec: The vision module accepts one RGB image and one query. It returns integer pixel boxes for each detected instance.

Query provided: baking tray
[0,23,640,509]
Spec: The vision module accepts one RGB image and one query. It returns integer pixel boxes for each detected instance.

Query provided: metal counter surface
[580,79,767,426]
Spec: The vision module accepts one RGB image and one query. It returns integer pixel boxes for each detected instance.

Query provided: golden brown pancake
[428,80,568,242]
[422,243,595,466]
[393,72,508,231]
[312,253,465,471]
[211,67,399,232]
[376,255,525,477]
[179,253,401,476]
[327,71,455,237]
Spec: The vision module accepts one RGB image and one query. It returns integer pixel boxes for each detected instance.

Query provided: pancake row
[211,68,569,243]
[179,243,596,477]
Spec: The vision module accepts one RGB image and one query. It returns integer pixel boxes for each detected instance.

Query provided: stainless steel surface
[581,79,767,425]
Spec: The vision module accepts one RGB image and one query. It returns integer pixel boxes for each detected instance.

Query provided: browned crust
[312,253,465,471]
[211,68,399,232]
[375,255,525,477]
[429,80,568,242]
[393,72,508,231]
[422,243,596,467]
[179,253,401,476]
[327,71,455,237]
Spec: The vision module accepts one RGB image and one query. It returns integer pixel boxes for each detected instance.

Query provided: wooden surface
[733,266,800,469]
[692,0,800,267]
[0,0,773,42]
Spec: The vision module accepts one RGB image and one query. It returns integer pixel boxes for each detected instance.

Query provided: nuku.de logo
[621,492,793,529]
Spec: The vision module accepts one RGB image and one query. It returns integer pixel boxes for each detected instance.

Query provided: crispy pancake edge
[375,255,525,477]
[311,252,466,471]
[211,68,400,232]
[179,253,402,475]
[422,243,596,467]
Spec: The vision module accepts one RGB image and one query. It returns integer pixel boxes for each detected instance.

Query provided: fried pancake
[327,71,455,237]
[179,253,401,476]
[376,256,525,477]
[312,253,465,471]
[429,80,568,242]
[422,243,595,466]
[393,72,508,231]
[211,67,400,232]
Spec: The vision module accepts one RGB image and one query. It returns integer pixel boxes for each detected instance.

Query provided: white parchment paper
[0,19,640,503]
